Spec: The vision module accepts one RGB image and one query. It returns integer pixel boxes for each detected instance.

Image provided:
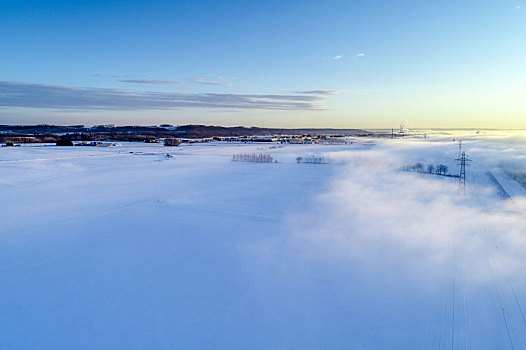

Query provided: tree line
[402,162,449,175]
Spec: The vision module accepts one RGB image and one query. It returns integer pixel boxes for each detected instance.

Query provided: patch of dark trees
[402,162,459,177]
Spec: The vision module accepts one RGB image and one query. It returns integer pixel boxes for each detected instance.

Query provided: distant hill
[0,124,370,143]
[174,125,367,138]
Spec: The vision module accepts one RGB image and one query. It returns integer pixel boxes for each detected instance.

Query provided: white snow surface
[1,132,526,349]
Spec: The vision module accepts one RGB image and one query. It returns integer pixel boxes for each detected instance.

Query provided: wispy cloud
[118,79,179,85]
[355,53,365,57]
[297,89,382,95]
[332,55,343,60]
[193,77,234,87]
[0,81,328,111]
[296,90,349,95]
[112,74,147,79]
[112,74,178,85]
[514,5,521,10]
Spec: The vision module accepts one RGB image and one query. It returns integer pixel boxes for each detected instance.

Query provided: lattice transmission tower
[456,151,471,195]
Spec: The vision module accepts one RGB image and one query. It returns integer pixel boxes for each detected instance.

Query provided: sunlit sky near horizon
[1,0,525,128]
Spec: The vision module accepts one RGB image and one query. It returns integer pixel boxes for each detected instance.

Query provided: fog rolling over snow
[1,131,526,349]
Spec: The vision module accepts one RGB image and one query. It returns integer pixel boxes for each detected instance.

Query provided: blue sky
[1,0,525,128]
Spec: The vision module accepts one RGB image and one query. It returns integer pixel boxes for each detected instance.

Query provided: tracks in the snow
[473,174,526,349]
[439,235,470,350]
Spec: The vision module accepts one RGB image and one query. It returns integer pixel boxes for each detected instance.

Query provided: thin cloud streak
[193,78,233,87]
[112,74,147,79]
[0,81,327,111]
[297,90,349,95]
[118,79,179,85]
[332,55,343,60]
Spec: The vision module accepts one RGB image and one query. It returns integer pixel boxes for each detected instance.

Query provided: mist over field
[1,130,526,349]
[282,135,526,282]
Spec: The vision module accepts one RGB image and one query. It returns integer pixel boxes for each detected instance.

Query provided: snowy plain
[1,131,526,349]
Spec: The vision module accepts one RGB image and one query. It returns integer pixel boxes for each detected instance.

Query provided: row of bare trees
[232,153,275,163]
[402,162,449,175]
[296,155,331,164]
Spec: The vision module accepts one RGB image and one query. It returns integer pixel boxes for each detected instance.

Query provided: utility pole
[456,151,471,195]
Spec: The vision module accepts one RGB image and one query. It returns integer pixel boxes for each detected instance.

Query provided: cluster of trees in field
[1,135,59,144]
[402,162,449,175]
[164,138,181,146]
[232,153,275,163]
[296,155,331,164]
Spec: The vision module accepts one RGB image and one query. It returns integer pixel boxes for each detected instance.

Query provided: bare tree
[436,164,448,175]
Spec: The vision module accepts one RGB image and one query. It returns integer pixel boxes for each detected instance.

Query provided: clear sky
[0,0,524,128]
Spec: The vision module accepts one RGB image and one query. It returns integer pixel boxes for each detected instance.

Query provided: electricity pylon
[456,151,471,195]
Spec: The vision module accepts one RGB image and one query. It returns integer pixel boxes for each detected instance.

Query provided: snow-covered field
[1,131,526,349]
